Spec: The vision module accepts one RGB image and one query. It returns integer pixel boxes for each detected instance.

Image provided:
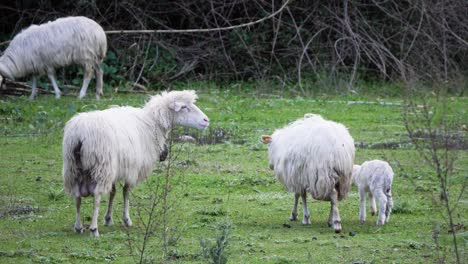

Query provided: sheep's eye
[181,105,190,111]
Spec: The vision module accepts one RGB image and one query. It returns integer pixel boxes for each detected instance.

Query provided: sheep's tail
[334,167,353,201]
[62,136,96,197]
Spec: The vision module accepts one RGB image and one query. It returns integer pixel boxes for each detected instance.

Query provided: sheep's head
[261,135,272,144]
[260,135,274,170]
[166,90,209,130]
[145,90,209,130]
[169,101,209,130]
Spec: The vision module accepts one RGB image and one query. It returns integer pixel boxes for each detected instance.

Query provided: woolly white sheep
[0,16,107,100]
[261,114,355,233]
[62,90,209,237]
[352,160,394,226]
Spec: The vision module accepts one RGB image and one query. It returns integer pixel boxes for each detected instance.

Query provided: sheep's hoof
[104,216,113,226]
[123,218,133,227]
[74,226,85,233]
[360,219,366,224]
[290,213,298,221]
[90,228,99,237]
[376,220,384,226]
[28,96,35,101]
[302,215,311,225]
[332,221,342,233]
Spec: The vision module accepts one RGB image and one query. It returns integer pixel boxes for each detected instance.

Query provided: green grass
[0,86,466,263]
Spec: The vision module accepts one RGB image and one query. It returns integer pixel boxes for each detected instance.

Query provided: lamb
[352,160,394,226]
[261,114,355,233]
[0,16,107,100]
[62,90,209,237]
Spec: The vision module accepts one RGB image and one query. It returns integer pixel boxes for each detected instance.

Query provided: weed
[200,221,231,264]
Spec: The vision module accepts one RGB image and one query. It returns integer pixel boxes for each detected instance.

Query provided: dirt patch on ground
[0,205,42,219]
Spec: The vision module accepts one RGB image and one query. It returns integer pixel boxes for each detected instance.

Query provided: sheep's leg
[94,63,104,99]
[290,193,300,221]
[359,188,367,224]
[46,70,61,99]
[327,188,342,233]
[369,192,376,216]
[89,194,101,237]
[385,189,393,223]
[301,191,311,225]
[78,65,93,99]
[375,190,388,226]
[104,184,116,226]
[74,197,85,233]
[123,184,133,227]
[29,75,38,101]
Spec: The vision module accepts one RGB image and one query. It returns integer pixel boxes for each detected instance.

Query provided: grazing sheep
[0,16,107,100]
[352,160,394,226]
[261,114,355,233]
[62,90,209,237]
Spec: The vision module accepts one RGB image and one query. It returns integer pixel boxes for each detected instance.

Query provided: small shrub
[200,222,231,264]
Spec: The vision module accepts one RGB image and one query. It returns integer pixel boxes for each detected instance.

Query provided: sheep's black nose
[204,118,209,122]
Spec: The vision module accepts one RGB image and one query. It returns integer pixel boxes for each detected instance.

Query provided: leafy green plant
[200,222,231,264]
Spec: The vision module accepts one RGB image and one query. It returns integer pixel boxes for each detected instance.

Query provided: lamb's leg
[301,191,311,225]
[123,184,133,227]
[89,194,101,237]
[78,65,93,99]
[46,69,61,99]
[29,75,38,101]
[359,188,367,223]
[290,192,300,221]
[385,189,393,223]
[94,63,104,99]
[327,188,342,233]
[74,196,84,233]
[369,192,376,216]
[375,190,388,226]
[104,184,116,226]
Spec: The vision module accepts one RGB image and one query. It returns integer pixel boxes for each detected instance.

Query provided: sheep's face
[260,135,275,170]
[261,135,272,144]
[170,101,209,130]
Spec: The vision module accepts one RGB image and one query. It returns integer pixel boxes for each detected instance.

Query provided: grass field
[0,87,466,263]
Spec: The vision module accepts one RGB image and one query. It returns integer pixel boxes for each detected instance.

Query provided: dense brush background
[1,0,467,92]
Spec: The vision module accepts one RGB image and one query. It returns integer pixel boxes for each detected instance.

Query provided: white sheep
[62,90,209,237]
[0,16,107,100]
[261,114,355,233]
[352,160,394,226]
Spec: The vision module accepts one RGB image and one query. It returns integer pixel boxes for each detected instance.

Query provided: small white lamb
[352,160,394,226]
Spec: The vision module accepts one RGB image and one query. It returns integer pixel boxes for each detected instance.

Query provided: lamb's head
[352,164,361,184]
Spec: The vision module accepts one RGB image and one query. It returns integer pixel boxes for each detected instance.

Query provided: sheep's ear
[261,135,272,144]
[170,101,186,112]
